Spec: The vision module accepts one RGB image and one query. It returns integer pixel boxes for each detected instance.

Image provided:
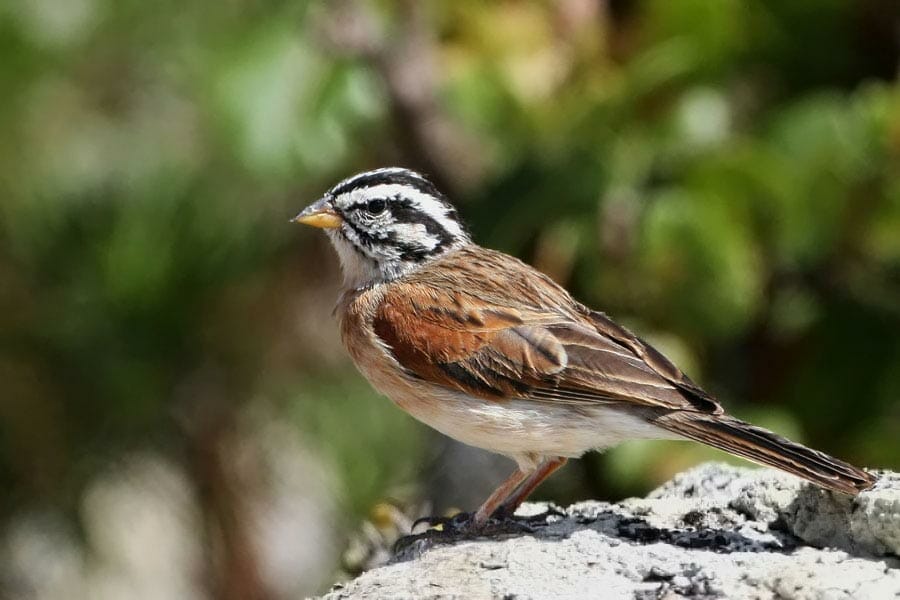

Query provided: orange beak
[292,199,342,229]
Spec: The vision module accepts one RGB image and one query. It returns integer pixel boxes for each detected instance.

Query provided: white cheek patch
[389,223,440,251]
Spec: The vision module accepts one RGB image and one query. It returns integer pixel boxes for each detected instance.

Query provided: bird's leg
[394,467,532,555]
[494,456,567,519]
[409,467,531,533]
[399,464,555,552]
[408,460,564,538]
[471,467,532,527]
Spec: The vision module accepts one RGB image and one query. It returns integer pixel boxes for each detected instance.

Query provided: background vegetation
[1,0,898,597]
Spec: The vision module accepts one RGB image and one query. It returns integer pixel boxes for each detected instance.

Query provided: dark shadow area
[389,505,803,564]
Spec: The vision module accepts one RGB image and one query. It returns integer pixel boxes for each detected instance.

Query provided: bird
[293,166,876,530]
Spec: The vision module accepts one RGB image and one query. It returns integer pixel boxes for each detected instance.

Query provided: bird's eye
[366,198,387,214]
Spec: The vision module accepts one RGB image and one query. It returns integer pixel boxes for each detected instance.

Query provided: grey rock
[321,462,900,600]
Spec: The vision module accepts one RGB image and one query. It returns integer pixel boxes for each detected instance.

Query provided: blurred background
[1,0,899,597]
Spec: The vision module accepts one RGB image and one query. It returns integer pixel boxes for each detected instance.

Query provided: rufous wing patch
[373,283,698,409]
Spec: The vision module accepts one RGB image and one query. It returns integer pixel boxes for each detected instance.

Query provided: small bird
[294,167,875,530]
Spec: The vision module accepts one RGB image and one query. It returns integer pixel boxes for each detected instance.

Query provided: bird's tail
[653,412,876,495]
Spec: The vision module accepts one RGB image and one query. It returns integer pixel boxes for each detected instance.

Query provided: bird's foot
[409,513,465,533]
[394,507,559,557]
[393,512,475,558]
[416,510,543,536]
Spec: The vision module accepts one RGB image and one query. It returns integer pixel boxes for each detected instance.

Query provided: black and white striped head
[294,167,471,286]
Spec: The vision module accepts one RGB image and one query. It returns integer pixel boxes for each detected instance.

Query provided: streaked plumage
[295,167,876,528]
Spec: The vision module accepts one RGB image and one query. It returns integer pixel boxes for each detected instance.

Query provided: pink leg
[499,456,568,515]
[472,456,568,526]
[472,468,531,526]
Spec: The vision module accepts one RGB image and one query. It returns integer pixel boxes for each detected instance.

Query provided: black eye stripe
[387,203,455,251]
[344,201,369,212]
[340,206,454,262]
[344,198,389,212]
[342,196,454,241]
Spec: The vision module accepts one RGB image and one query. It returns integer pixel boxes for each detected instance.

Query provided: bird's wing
[373,278,721,414]
[580,308,723,413]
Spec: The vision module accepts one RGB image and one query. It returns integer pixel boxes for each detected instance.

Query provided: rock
[650,463,900,558]
[321,462,900,600]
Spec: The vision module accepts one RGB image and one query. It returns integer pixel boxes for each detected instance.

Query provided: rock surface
[322,463,900,600]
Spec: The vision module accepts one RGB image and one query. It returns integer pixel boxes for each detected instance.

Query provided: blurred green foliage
[1,0,899,590]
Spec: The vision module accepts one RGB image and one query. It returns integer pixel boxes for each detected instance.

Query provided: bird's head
[294,167,471,287]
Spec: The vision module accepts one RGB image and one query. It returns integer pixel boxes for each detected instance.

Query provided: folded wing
[373,282,720,414]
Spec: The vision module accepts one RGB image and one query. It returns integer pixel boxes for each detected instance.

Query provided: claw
[392,512,473,557]
[410,515,451,532]
[410,511,473,533]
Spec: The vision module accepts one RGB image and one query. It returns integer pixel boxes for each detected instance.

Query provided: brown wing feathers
[374,284,702,409]
[653,412,876,494]
[582,309,722,414]
[372,248,875,494]
[541,323,692,408]
[373,290,562,398]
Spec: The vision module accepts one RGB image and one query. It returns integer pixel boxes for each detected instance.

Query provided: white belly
[397,384,674,471]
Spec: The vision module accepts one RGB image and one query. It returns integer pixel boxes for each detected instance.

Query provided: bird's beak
[292,198,343,229]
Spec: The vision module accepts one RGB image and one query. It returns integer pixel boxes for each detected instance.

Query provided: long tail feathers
[654,412,876,495]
